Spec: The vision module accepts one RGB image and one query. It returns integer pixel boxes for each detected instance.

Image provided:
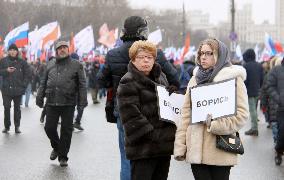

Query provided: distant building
[276,0,284,43]
[187,1,283,49]
[187,10,211,31]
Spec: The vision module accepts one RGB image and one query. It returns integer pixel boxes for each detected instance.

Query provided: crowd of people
[0,15,283,180]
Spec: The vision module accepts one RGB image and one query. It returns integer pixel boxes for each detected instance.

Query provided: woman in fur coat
[174,38,249,180]
[117,41,176,180]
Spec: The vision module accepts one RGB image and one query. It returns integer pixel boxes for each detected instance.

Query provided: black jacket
[267,62,284,111]
[0,56,32,96]
[243,59,264,97]
[36,56,87,107]
[117,62,176,160]
[97,41,179,95]
[260,72,278,122]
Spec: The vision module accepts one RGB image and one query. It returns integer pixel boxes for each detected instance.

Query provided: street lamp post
[230,0,237,59]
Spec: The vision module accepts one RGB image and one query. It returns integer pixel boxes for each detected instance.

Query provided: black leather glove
[36,98,44,108]
[166,85,178,96]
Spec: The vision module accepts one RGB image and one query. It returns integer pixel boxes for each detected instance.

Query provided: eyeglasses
[135,55,154,60]
[199,51,213,57]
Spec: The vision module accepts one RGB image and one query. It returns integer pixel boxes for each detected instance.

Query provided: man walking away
[243,49,264,136]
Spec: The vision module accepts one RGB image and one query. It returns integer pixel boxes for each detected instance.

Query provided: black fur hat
[120,16,149,42]
[8,43,18,51]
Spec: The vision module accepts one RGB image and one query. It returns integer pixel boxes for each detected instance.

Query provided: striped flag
[4,22,29,48]
[264,33,276,56]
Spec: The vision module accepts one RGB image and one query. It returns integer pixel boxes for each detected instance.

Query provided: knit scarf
[195,65,214,85]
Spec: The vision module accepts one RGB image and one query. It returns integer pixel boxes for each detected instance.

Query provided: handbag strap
[236,132,240,137]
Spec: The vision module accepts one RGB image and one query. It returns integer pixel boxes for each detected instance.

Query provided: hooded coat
[117,62,176,160]
[174,40,249,166]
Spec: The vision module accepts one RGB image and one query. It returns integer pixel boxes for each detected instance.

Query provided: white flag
[27,26,39,61]
[235,44,243,60]
[38,21,61,50]
[148,29,162,45]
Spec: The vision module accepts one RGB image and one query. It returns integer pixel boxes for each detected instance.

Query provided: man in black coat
[97,16,179,180]
[36,41,87,167]
[243,49,264,136]
[267,57,284,165]
[0,44,32,133]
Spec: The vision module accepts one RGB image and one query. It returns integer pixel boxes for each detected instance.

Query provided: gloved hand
[166,85,178,96]
[261,106,267,113]
[36,98,44,108]
[175,155,185,161]
[204,114,212,127]
[77,105,85,111]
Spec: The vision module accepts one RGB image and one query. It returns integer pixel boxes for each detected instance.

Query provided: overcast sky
[127,0,275,24]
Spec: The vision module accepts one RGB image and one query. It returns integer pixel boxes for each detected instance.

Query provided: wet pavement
[0,95,283,180]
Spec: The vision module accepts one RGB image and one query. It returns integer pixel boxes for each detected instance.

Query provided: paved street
[0,94,283,180]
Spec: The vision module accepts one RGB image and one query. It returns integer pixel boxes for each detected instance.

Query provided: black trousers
[2,94,22,129]
[130,156,171,180]
[44,105,75,161]
[276,111,284,153]
[75,106,84,124]
[191,164,231,180]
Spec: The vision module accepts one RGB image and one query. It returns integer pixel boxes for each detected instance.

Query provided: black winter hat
[121,16,148,41]
[8,43,18,52]
[242,48,255,62]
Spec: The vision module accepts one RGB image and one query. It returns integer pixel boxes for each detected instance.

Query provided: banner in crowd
[190,78,236,123]
[74,25,95,57]
[97,23,118,48]
[4,22,29,48]
[156,85,185,125]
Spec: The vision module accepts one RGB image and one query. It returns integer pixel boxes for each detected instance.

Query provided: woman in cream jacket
[174,38,249,180]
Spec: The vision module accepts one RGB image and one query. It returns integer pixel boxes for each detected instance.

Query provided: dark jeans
[130,156,171,180]
[191,164,231,180]
[44,105,75,161]
[2,94,22,129]
[276,111,284,153]
[116,114,130,180]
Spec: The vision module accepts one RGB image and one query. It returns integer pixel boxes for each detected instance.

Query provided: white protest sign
[156,85,185,125]
[191,78,236,123]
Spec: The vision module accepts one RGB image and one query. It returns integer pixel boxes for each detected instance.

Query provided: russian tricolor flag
[264,32,276,56]
[4,22,29,49]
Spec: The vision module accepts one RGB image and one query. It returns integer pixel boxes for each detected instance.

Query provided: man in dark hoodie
[97,16,179,180]
[0,44,31,133]
[243,49,264,136]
